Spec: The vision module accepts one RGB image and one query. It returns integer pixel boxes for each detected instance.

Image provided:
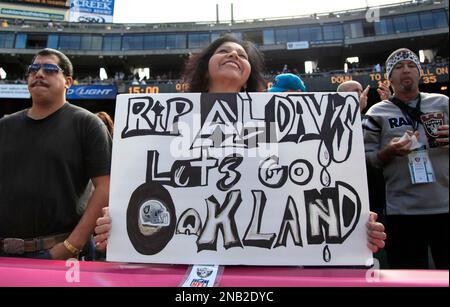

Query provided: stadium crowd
[0,34,448,270]
[1,57,448,88]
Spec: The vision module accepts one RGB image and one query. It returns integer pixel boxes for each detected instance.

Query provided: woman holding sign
[182,34,266,93]
[95,35,386,255]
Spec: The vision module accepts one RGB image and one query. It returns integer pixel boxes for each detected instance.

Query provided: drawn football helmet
[139,200,170,227]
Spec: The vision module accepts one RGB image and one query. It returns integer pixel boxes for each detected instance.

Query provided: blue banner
[67,85,117,100]
[69,0,115,23]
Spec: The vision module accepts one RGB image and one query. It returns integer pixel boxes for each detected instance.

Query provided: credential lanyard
[390,94,423,131]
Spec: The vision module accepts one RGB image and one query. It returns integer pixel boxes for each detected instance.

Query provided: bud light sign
[67,85,117,100]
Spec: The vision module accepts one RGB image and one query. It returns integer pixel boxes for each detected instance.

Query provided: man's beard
[402,83,415,92]
[399,79,418,93]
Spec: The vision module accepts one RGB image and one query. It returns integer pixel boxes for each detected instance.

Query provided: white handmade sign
[107,92,373,266]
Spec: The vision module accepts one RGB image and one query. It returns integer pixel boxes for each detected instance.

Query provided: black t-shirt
[0,103,112,238]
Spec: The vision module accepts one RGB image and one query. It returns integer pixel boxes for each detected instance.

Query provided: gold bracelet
[63,239,81,256]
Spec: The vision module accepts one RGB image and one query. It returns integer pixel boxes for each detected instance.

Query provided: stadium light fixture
[138,68,150,81]
[0,68,6,80]
[419,50,425,62]
[100,68,108,81]
[419,49,434,63]
[305,61,314,74]
[329,13,340,18]
[346,57,359,63]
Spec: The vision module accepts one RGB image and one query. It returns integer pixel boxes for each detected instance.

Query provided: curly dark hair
[182,34,266,92]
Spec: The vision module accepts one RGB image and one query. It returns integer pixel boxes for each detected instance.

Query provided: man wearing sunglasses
[0,48,112,260]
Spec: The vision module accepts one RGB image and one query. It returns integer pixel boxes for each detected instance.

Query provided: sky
[113,0,410,23]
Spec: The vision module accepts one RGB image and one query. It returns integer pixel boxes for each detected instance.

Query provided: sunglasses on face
[27,63,64,75]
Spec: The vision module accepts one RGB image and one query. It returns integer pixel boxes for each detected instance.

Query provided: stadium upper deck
[0,0,448,79]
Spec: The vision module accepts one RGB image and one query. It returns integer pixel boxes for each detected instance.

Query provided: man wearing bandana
[363,48,448,269]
